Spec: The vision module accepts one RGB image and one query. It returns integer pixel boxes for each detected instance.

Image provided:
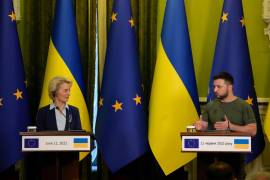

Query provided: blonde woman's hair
[48,76,72,100]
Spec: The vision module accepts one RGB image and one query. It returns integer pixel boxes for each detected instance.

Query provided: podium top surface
[20,131,93,136]
[181,131,251,137]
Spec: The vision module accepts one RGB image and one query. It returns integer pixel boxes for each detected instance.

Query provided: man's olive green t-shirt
[202,98,256,130]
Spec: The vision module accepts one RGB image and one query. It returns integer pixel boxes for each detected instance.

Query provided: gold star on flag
[111,12,117,22]
[8,11,16,22]
[112,100,123,112]
[0,98,3,106]
[13,88,23,100]
[129,17,135,27]
[99,97,104,108]
[246,96,253,105]
[240,17,245,27]
[221,12,228,23]
[133,94,142,105]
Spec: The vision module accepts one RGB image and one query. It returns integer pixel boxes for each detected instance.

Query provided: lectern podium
[181,131,251,152]
[20,131,92,180]
[180,131,252,180]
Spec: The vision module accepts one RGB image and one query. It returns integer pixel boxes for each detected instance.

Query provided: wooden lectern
[181,131,251,152]
[20,131,92,180]
[180,131,252,180]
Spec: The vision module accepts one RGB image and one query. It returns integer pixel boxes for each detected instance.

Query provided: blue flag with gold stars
[96,0,148,172]
[0,0,31,172]
[208,0,265,163]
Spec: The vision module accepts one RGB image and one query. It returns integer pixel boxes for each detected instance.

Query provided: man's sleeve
[202,104,209,122]
[243,104,256,124]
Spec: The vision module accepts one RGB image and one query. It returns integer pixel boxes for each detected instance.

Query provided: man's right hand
[194,115,208,131]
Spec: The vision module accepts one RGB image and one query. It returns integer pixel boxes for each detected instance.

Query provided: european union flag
[208,0,265,163]
[95,0,148,172]
[0,1,31,172]
[24,139,39,149]
[184,139,199,148]
[39,0,91,160]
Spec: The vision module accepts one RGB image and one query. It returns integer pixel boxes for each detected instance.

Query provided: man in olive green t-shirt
[195,72,257,136]
[202,98,256,132]
[194,72,257,180]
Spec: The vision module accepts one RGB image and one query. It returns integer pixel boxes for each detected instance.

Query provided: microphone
[68,113,72,131]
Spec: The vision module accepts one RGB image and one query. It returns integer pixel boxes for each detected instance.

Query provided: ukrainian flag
[264,102,270,141]
[234,139,249,149]
[39,0,91,159]
[149,0,200,175]
[73,138,89,148]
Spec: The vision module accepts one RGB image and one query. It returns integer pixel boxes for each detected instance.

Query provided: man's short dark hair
[213,72,234,85]
[207,161,235,180]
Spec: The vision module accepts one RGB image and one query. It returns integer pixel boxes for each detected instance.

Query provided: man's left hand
[214,115,229,130]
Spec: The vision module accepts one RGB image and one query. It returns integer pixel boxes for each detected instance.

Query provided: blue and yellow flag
[208,0,265,163]
[149,0,200,175]
[96,0,148,172]
[0,1,31,172]
[264,103,270,141]
[39,0,91,159]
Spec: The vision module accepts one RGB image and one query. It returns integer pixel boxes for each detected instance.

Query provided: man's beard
[215,92,228,100]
